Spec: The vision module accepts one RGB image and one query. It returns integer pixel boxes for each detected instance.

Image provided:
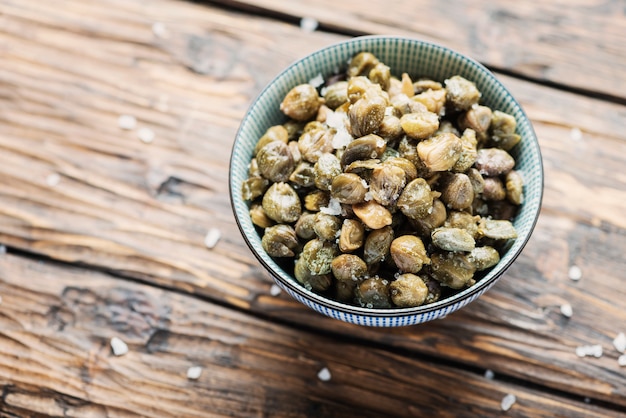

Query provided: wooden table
[1,1,625,416]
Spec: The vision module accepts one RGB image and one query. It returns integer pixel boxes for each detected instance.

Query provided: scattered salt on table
[317,367,331,382]
[118,114,137,130]
[575,344,603,358]
[500,393,516,411]
[110,337,129,356]
[270,284,282,296]
[300,17,318,33]
[568,265,582,281]
[570,127,583,141]
[308,73,324,88]
[0,244,6,255]
[618,354,626,367]
[187,366,203,380]
[484,369,495,380]
[138,127,155,144]
[204,228,221,249]
[560,303,573,318]
[612,332,626,353]
[151,22,168,39]
[46,173,61,187]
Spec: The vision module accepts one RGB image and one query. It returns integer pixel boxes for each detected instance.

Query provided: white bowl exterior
[230,36,543,326]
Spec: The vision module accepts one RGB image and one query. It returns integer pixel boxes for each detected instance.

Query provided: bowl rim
[229,35,544,318]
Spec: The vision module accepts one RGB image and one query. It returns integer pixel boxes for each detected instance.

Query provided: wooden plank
[0,253,618,417]
[0,0,625,410]
[206,0,626,101]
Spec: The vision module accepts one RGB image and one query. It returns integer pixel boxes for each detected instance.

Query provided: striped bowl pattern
[229,36,543,327]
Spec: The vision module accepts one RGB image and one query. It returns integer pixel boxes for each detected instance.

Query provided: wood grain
[0,0,625,414]
[207,0,626,101]
[0,254,619,418]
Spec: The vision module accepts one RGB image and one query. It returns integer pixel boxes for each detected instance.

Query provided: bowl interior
[230,35,543,319]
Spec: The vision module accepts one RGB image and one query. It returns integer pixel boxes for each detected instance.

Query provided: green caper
[303,189,330,212]
[301,238,336,276]
[444,75,481,111]
[330,173,369,204]
[369,164,406,207]
[241,176,269,201]
[389,273,429,307]
[478,218,518,240]
[452,128,478,172]
[314,153,342,191]
[505,170,524,205]
[416,132,462,172]
[254,125,289,155]
[347,52,380,78]
[294,211,317,240]
[400,111,440,140]
[322,81,349,110]
[331,254,368,282]
[340,134,387,168]
[280,83,323,121]
[397,178,437,220]
[256,141,295,183]
[430,252,476,289]
[440,173,474,210]
[482,177,506,201]
[412,88,446,115]
[363,226,394,267]
[490,110,521,150]
[289,161,316,188]
[431,227,476,252]
[261,224,299,257]
[475,148,515,176]
[468,246,500,271]
[262,182,301,223]
[355,277,391,308]
[338,219,365,252]
[249,203,274,229]
[313,212,342,241]
[294,256,332,292]
[368,62,391,91]
[390,235,430,274]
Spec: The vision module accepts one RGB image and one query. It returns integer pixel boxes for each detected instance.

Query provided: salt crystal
[138,127,155,143]
[618,354,626,366]
[568,265,582,281]
[118,114,137,130]
[151,22,168,39]
[110,337,129,356]
[317,367,331,381]
[0,244,6,254]
[204,228,221,249]
[300,17,318,33]
[46,173,61,187]
[331,127,353,149]
[570,127,583,141]
[584,397,591,404]
[320,198,342,216]
[187,366,203,380]
[484,369,495,380]
[613,332,626,353]
[560,303,573,318]
[576,344,603,358]
[270,284,282,296]
[309,73,324,88]
[500,393,516,411]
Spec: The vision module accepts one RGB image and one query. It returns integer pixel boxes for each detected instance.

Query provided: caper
[261,224,299,257]
[478,218,518,240]
[431,227,476,252]
[363,226,394,267]
[444,75,481,111]
[413,79,443,93]
[397,178,437,220]
[254,125,289,155]
[294,211,317,240]
[369,164,406,207]
[249,203,274,229]
[262,182,301,223]
[444,211,480,238]
[490,110,521,150]
[468,246,500,271]
[411,198,447,236]
[412,88,447,115]
[322,81,349,110]
[368,62,391,91]
[391,93,428,116]
[475,148,515,176]
[482,177,506,201]
[466,167,485,195]
[340,134,387,168]
[452,128,478,172]
[356,277,391,308]
[349,95,387,138]
[289,161,316,188]
[458,105,492,134]
[304,189,330,212]
[256,141,295,183]
[390,235,430,274]
[339,219,365,252]
[389,273,429,307]
[430,252,476,289]
[241,176,269,201]
[300,238,336,276]
[347,52,380,78]
[352,201,393,230]
[298,123,334,163]
[313,212,342,241]
[314,153,342,191]
[400,111,440,140]
[330,173,369,204]
[280,84,323,121]
[377,114,403,141]
[331,254,368,282]
[416,132,462,172]
[294,256,332,292]
[440,173,474,210]
[505,170,524,205]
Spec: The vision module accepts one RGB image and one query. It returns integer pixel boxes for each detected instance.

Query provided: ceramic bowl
[229,35,543,327]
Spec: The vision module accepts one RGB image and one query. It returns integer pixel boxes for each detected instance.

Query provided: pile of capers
[242,51,523,309]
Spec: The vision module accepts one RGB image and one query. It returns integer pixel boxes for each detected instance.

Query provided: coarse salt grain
[204,228,221,249]
[187,366,203,380]
[270,284,282,296]
[500,393,516,411]
[570,127,583,141]
[138,127,155,144]
[110,337,129,356]
[613,332,626,353]
[568,265,582,281]
[618,354,626,367]
[560,303,573,318]
[151,22,168,39]
[309,73,324,88]
[0,244,6,254]
[575,344,603,358]
[118,114,137,130]
[317,367,331,382]
[46,173,61,187]
[484,369,495,380]
[300,17,318,32]
[320,198,342,216]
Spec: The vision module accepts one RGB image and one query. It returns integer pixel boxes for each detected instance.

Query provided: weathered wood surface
[2,253,618,418]
[0,0,625,416]
[207,0,626,101]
